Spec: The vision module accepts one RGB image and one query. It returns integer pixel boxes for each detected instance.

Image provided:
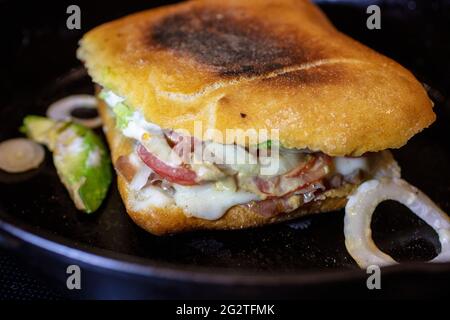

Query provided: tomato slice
[137,143,197,186]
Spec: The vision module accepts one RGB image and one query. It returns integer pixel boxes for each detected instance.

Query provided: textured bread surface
[99,97,353,235]
[79,0,435,156]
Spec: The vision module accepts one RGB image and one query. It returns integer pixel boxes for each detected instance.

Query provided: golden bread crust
[79,0,434,156]
[119,177,349,235]
[98,96,352,235]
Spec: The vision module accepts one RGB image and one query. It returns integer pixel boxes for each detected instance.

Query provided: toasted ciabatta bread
[78,0,434,156]
[81,0,425,235]
[98,96,355,235]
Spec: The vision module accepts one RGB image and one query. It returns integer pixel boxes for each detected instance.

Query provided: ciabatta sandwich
[77,0,434,235]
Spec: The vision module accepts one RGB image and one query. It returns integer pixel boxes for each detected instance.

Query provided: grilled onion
[0,138,45,173]
[344,178,450,268]
[47,94,102,128]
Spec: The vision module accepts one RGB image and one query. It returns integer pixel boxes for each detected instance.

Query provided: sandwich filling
[100,90,400,220]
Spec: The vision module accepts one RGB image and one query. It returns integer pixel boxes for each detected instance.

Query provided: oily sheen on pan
[77,0,434,235]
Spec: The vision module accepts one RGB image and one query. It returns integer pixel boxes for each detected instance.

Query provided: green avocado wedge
[22,116,112,213]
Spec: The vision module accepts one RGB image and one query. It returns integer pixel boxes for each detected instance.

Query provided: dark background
[0,0,449,299]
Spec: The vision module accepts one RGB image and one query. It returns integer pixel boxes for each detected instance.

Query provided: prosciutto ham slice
[250,154,330,198]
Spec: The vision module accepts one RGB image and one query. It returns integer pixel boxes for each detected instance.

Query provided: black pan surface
[0,0,450,299]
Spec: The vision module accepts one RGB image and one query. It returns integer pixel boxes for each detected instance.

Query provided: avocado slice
[112,102,133,129]
[98,90,133,129]
[21,115,69,151]
[22,116,112,213]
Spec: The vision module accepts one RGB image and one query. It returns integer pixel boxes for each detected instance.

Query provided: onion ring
[0,138,45,173]
[46,94,102,128]
[344,178,450,268]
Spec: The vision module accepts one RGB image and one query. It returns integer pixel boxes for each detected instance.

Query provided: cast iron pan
[1,0,450,299]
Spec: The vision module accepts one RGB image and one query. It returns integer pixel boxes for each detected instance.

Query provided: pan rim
[2,216,450,287]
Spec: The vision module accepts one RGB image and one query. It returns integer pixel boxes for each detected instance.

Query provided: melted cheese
[102,90,125,106]
[130,165,152,191]
[260,152,304,176]
[122,112,162,140]
[129,186,174,211]
[173,184,260,220]
[201,142,260,176]
[122,120,147,141]
[102,90,162,140]
[333,157,368,176]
